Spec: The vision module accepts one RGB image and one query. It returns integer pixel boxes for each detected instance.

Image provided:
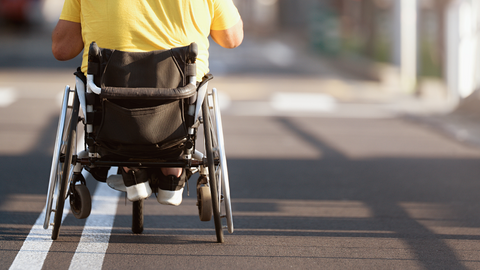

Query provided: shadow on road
[223,116,480,270]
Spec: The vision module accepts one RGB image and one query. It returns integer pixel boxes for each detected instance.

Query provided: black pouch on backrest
[91,45,194,158]
[96,99,186,144]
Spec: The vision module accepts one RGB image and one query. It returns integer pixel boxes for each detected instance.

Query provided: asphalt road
[2,29,480,269]
[2,67,480,270]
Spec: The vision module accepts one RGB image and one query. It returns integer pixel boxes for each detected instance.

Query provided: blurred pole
[361,0,376,58]
[393,0,418,94]
[434,0,449,79]
[252,0,278,34]
[445,0,480,99]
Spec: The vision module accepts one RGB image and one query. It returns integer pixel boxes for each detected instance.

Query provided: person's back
[53,0,243,81]
[51,0,243,204]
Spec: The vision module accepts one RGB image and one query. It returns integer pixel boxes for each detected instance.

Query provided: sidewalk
[412,92,480,148]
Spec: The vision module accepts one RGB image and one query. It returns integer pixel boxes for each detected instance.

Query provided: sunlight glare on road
[0,88,17,107]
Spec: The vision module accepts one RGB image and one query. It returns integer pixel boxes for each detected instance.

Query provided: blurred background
[0,0,479,105]
[235,0,480,103]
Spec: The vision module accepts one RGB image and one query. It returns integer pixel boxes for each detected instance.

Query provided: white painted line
[69,183,121,270]
[224,101,396,119]
[0,88,17,107]
[271,92,336,112]
[9,203,71,270]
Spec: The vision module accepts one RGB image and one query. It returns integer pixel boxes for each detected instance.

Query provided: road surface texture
[2,28,480,270]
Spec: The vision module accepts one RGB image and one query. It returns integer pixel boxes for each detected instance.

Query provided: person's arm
[51,20,84,61]
[210,18,243,49]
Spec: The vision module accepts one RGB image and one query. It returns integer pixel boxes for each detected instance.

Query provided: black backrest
[87,42,198,99]
[83,42,200,159]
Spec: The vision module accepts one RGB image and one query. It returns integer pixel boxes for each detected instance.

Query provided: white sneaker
[121,167,152,201]
[157,188,184,206]
[126,182,152,202]
[155,172,186,206]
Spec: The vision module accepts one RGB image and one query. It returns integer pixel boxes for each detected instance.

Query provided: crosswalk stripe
[9,203,71,270]
[69,181,121,270]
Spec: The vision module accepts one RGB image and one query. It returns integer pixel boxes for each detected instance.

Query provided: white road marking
[9,203,71,270]
[0,88,17,107]
[218,92,397,118]
[271,92,336,112]
[68,182,121,270]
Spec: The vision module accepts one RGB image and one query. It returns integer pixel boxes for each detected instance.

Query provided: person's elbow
[51,20,84,61]
[52,44,73,61]
[211,19,244,49]
[223,33,243,49]
[218,36,243,49]
[223,19,243,49]
[52,39,84,61]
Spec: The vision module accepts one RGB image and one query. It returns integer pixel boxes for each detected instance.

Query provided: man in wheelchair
[51,0,243,205]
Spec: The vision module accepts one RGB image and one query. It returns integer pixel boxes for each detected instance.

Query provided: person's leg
[122,167,152,201]
[160,167,182,177]
[155,167,186,206]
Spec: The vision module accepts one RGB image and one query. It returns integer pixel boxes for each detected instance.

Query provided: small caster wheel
[70,184,92,219]
[198,186,212,221]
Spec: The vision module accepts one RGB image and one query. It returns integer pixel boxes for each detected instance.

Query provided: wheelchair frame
[43,44,233,243]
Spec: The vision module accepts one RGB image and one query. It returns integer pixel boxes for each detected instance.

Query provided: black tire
[70,184,92,219]
[51,91,79,240]
[132,199,144,234]
[202,97,224,243]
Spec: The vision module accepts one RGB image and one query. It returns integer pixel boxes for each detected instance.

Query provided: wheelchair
[43,42,233,243]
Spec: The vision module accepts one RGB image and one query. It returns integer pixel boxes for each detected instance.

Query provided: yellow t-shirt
[59,0,240,81]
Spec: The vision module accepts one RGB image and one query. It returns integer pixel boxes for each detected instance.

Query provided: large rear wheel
[45,86,71,230]
[50,88,80,240]
[210,89,233,234]
[202,94,224,243]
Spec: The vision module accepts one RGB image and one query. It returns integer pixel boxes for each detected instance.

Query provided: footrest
[106,174,126,192]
